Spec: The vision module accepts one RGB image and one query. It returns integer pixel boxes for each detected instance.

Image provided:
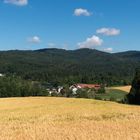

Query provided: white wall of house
[0,73,4,77]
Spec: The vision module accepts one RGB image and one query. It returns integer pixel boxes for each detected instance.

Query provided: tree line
[0,76,49,97]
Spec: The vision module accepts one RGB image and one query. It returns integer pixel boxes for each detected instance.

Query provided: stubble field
[110,86,131,93]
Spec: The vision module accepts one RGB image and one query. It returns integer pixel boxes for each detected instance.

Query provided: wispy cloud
[4,0,28,6]
[104,47,113,52]
[96,28,120,36]
[28,36,41,44]
[78,35,103,49]
[74,8,92,16]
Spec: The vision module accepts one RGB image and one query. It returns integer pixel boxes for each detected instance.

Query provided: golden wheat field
[0,97,140,140]
[110,86,131,93]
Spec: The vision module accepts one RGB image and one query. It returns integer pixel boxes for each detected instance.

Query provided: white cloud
[96,28,120,36]
[78,35,103,49]
[4,0,28,6]
[74,8,91,16]
[28,36,41,44]
[104,48,113,52]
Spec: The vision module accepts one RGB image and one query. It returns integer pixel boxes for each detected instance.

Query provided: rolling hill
[0,48,140,85]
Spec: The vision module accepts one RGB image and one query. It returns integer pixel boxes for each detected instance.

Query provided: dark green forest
[0,48,140,86]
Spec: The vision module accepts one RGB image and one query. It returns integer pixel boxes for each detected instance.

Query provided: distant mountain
[115,51,140,61]
[0,48,139,86]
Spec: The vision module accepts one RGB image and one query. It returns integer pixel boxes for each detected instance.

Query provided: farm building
[70,84,101,95]
[77,84,100,89]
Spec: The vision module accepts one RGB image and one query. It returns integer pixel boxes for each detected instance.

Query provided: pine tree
[126,68,140,104]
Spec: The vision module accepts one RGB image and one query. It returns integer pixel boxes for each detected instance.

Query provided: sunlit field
[110,86,131,93]
[0,97,140,140]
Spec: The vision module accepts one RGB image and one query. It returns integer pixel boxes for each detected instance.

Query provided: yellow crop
[0,97,139,140]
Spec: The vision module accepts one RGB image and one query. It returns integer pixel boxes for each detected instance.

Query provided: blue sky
[0,0,140,52]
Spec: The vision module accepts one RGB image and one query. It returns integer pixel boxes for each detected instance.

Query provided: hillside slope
[0,48,140,85]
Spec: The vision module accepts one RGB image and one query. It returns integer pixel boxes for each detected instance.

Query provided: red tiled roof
[76,84,101,89]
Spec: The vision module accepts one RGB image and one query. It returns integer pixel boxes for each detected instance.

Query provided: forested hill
[0,48,140,86]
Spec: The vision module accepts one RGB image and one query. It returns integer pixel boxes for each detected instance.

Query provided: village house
[46,86,64,95]
[0,73,4,77]
[70,83,101,94]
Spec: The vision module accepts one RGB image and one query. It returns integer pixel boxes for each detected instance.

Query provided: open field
[0,97,140,140]
[110,86,131,93]
[95,86,131,101]
[96,88,127,101]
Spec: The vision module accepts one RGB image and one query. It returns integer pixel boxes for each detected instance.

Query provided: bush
[66,90,74,97]
[76,88,95,99]
[61,87,72,97]
[95,96,102,100]
[76,89,88,98]
[51,92,58,97]
[110,97,116,102]
[97,85,106,94]
[87,92,95,99]
[37,89,49,96]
